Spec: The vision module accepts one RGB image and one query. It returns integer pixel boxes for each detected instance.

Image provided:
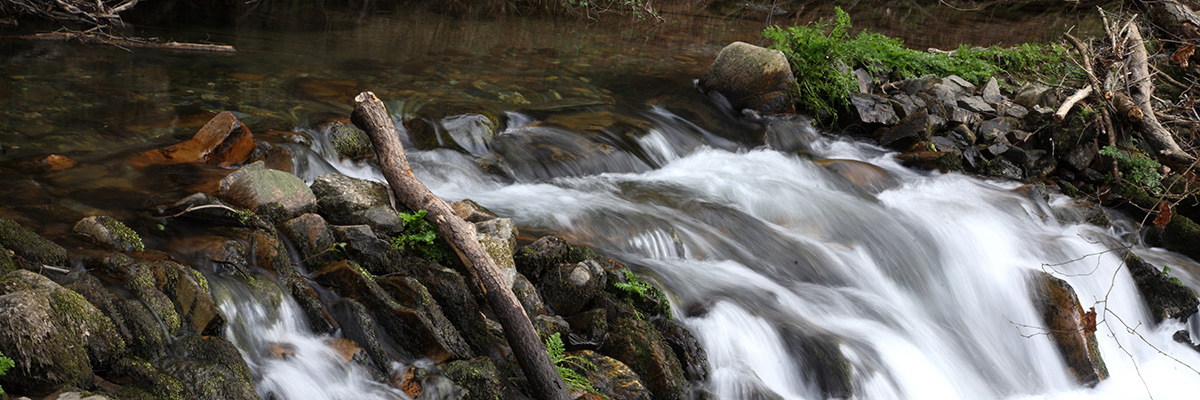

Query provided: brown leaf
[1172,45,1195,68]
[1154,201,1174,229]
[1082,307,1097,334]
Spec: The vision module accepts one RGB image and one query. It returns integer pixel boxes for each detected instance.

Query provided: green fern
[546,333,606,398]
[0,350,13,395]
[614,270,653,297]
[390,209,453,264]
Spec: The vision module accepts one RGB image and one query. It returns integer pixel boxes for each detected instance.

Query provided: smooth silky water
[1,4,1196,399]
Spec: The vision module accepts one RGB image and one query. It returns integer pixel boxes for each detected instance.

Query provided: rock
[896,151,963,173]
[900,75,939,95]
[958,96,996,114]
[1146,214,1200,265]
[514,236,570,279]
[877,109,932,148]
[451,199,499,223]
[948,106,981,126]
[313,261,471,361]
[219,161,316,222]
[246,140,294,173]
[280,213,338,268]
[160,360,261,400]
[1028,272,1107,387]
[331,224,403,276]
[1062,142,1097,172]
[888,93,926,119]
[1121,251,1199,323]
[780,328,853,399]
[567,308,608,348]
[653,319,709,382]
[698,41,797,114]
[106,356,187,400]
[38,154,77,171]
[330,298,393,376]
[602,318,687,400]
[815,159,900,194]
[0,218,67,268]
[0,270,126,395]
[981,157,1022,180]
[1014,84,1056,109]
[72,216,145,252]
[944,75,977,93]
[513,272,547,317]
[321,119,372,160]
[540,260,607,316]
[476,217,518,287]
[978,117,1018,144]
[533,314,570,341]
[1000,100,1030,119]
[442,114,498,157]
[853,68,873,94]
[324,338,365,364]
[930,83,962,106]
[571,350,652,400]
[131,111,254,168]
[310,173,402,237]
[440,357,512,400]
[78,253,182,336]
[982,77,1004,105]
[42,391,114,400]
[404,257,502,356]
[850,93,899,125]
[156,260,222,335]
[482,125,652,181]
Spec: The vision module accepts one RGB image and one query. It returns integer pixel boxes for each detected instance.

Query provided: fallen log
[1126,20,1197,168]
[9,32,236,52]
[350,92,569,400]
[1054,86,1093,121]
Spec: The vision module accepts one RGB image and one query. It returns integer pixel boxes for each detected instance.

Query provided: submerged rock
[131,111,254,168]
[699,41,797,115]
[1122,251,1199,323]
[1028,272,1107,387]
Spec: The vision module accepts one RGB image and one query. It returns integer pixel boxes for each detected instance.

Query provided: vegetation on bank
[0,350,12,395]
[763,7,1073,121]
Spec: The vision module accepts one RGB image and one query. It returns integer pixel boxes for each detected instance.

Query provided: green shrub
[1099,145,1164,198]
[0,350,13,395]
[763,7,1070,122]
[390,209,453,264]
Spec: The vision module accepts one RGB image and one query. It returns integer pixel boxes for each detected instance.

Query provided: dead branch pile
[1,0,140,30]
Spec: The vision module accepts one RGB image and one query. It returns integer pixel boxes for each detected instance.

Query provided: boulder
[79,253,182,336]
[72,216,145,252]
[513,272,548,317]
[452,199,499,223]
[1146,214,1200,266]
[0,270,126,395]
[653,319,710,382]
[982,77,1004,105]
[321,119,372,160]
[977,117,1018,144]
[958,96,996,114]
[0,218,67,268]
[439,357,513,400]
[476,217,518,287]
[313,260,471,361]
[602,319,687,400]
[943,75,977,93]
[329,298,393,376]
[567,308,608,348]
[310,173,403,237]
[403,257,503,356]
[540,260,607,316]
[441,113,498,157]
[780,328,853,399]
[900,75,940,95]
[1014,84,1056,109]
[698,41,797,114]
[515,236,570,279]
[280,213,338,268]
[219,162,316,222]
[331,224,403,276]
[877,109,932,148]
[131,111,254,168]
[571,350,652,400]
[1028,272,1107,387]
[1121,251,1199,323]
[850,93,899,125]
[533,314,570,341]
[105,357,188,400]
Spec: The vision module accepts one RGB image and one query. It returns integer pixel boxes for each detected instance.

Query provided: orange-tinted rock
[324,338,363,363]
[390,366,423,398]
[39,154,77,171]
[1028,272,1108,387]
[132,111,255,168]
[268,342,296,360]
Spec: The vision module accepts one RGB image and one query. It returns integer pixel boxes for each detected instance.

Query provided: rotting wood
[9,32,236,52]
[1055,86,1094,121]
[1125,20,1198,168]
[1112,92,1144,123]
[351,91,570,400]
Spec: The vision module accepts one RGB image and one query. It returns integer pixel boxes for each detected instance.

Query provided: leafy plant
[763,7,1070,122]
[391,209,453,264]
[545,332,606,398]
[614,270,653,297]
[0,350,13,395]
[1099,145,1164,198]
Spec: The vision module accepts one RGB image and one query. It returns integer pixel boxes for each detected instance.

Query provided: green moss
[0,218,66,266]
[1099,145,1163,199]
[191,269,210,293]
[101,218,145,252]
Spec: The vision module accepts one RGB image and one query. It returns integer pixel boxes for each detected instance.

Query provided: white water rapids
[272,106,1200,399]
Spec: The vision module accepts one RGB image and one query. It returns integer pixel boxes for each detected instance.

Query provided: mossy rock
[601,318,687,400]
[779,327,853,398]
[219,161,317,223]
[330,298,393,377]
[106,357,188,400]
[439,357,513,400]
[1028,271,1108,387]
[1122,252,1199,323]
[0,218,66,267]
[0,244,16,275]
[73,216,145,252]
[402,256,505,356]
[171,335,254,384]
[514,236,570,279]
[160,359,261,400]
[1146,214,1200,263]
[571,350,652,400]
[80,253,182,336]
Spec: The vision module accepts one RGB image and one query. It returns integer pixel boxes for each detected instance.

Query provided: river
[1,2,1196,399]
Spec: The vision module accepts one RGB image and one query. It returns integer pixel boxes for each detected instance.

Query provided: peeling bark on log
[350,92,569,400]
[1126,21,1198,168]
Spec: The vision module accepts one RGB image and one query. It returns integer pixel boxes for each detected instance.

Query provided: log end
[354,91,379,104]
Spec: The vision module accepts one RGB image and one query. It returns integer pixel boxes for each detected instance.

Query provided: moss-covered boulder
[698,41,797,115]
[439,357,513,400]
[0,270,126,395]
[1122,252,1199,323]
[514,236,571,279]
[219,161,316,222]
[80,253,182,336]
[329,298,393,376]
[0,218,66,268]
[105,357,188,400]
[313,260,471,361]
[72,216,145,252]
[571,350,652,400]
[1146,214,1200,263]
[322,119,372,160]
[165,335,259,400]
[310,173,403,237]
[1028,272,1107,387]
[601,318,687,400]
[402,256,504,356]
[476,217,518,287]
[539,260,607,316]
[331,224,404,276]
[653,319,709,383]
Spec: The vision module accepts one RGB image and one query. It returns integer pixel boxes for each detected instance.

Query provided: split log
[10,32,236,53]
[1126,21,1197,168]
[350,92,570,400]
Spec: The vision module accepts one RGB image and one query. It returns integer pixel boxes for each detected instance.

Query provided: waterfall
[290,107,1200,399]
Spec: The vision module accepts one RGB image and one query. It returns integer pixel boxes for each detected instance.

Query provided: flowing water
[1,3,1198,399]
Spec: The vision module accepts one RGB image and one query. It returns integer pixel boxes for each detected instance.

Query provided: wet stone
[982,77,1004,105]
[958,96,996,114]
[219,161,316,222]
[850,93,899,125]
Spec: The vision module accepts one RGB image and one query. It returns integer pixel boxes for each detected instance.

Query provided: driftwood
[1055,86,1094,121]
[10,32,236,52]
[1125,21,1198,168]
[350,92,570,400]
